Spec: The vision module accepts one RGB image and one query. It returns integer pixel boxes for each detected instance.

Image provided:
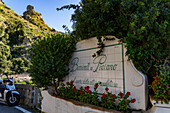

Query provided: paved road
[0,103,23,113]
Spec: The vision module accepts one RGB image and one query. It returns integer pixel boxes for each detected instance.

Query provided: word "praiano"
[70,54,118,72]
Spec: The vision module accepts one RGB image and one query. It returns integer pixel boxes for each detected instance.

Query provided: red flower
[95,83,99,88]
[88,90,92,94]
[105,87,109,92]
[67,82,70,85]
[112,94,116,99]
[80,91,82,94]
[71,81,74,85]
[73,88,76,92]
[102,93,106,97]
[131,98,136,103]
[85,86,90,91]
[120,92,124,97]
[126,92,131,96]
[99,81,102,84]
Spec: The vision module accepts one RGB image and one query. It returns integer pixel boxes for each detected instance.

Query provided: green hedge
[57,0,170,84]
[29,34,76,90]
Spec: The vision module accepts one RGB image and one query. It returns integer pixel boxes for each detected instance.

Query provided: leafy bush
[29,34,76,92]
[149,61,170,104]
[57,0,169,85]
[11,57,30,74]
[0,42,12,74]
[101,87,117,110]
[58,81,136,112]
[122,0,169,84]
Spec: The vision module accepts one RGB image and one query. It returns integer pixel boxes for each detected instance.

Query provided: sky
[3,0,80,32]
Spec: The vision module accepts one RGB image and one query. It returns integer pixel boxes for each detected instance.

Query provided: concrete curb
[0,101,32,113]
[14,106,32,113]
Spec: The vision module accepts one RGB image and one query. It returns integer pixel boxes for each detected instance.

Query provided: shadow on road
[0,103,23,113]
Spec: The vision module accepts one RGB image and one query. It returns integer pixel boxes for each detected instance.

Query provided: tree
[57,0,170,84]
[11,57,30,74]
[29,34,76,92]
[0,42,12,74]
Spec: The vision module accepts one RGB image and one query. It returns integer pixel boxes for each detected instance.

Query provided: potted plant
[149,60,170,106]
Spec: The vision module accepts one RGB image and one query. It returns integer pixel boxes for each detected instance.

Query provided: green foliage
[0,2,57,74]
[117,92,135,113]
[57,0,129,39]
[29,34,76,90]
[149,62,170,104]
[0,42,12,74]
[91,83,100,105]
[122,0,170,84]
[101,88,117,110]
[0,19,30,74]
[57,0,170,84]
[59,81,79,100]
[11,57,30,74]
[58,81,136,112]
[23,5,52,32]
[3,21,26,46]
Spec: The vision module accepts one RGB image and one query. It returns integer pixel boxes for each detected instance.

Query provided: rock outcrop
[23,5,52,31]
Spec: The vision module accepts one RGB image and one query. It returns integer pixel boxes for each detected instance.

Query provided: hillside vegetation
[0,1,57,74]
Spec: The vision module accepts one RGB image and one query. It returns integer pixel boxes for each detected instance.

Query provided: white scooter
[0,73,20,106]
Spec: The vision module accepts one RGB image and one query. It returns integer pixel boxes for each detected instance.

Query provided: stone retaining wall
[41,90,120,113]
[15,84,41,109]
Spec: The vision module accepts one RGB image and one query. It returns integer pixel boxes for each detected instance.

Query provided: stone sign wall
[65,36,148,110]
[69,43,125,95]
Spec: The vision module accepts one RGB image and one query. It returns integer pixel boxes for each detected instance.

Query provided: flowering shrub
[118,92,136,113]
[79,83,100,105]
[101,87,117,110]
[92,83,100,105]
[58,81,79,100]
[30,34,76,92]
[149,62,170,104]
[58,81,136,112]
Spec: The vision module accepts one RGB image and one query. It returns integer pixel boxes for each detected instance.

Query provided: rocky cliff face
[23,5,52,31]
[23,5,35,21]
[0,1,58,74]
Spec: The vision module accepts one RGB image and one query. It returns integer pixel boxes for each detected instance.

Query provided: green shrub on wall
[57,0,169,84]
[29,34,76,92]
[122,0,169,84]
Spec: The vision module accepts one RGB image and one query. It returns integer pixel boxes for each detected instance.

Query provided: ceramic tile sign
[68,44,124,95]
[66,37,148,110]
